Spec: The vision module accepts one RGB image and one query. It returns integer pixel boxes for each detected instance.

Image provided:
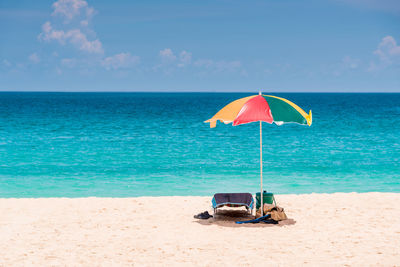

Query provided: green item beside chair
[255,191,276,209]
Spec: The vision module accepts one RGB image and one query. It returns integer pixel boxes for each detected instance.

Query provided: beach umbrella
[205,92,312,215]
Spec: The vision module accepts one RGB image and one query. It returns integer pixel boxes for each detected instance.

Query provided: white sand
[0,193,399,266]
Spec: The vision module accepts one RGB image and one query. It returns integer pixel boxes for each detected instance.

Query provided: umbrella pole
[260,120,263,216]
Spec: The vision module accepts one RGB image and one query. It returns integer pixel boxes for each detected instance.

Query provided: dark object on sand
[194,211,213,219]
[235,214,278,224]
[212,193,254,215]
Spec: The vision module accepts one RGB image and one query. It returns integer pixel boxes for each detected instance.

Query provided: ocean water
[0,92,399,197]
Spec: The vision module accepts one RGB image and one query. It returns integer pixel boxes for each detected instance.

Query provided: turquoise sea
[0,92,399,197]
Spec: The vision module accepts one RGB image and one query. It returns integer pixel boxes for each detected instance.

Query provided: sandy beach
[0,193,399,266]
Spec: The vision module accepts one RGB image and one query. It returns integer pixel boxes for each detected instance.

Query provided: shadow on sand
[194,209,296,228]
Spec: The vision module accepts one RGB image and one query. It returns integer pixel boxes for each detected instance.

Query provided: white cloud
[39,21,65,43]
[178,51,192,67]
[159,49,192,67]
[342,56,359,69]
[101,53,140,70]
[52,0,90,22]
[28,53,41,64]
[38,0,147,72]
[368,35,400,71]
[38,0,143,71]
[38,0,102,54]
[85,6,95,19]
[156,49,192,73]
[374,36,400,64]
[159,48,177,63]
[39,21,103,54]
[156,48,244,75]
[67,29,103,54]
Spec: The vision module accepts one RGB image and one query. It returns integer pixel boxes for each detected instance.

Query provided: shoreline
[2,191,400,199]
[1,192,399,265]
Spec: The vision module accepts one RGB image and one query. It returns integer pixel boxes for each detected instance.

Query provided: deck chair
[212,193,254,215]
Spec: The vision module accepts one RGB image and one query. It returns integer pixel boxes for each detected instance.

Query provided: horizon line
[0,90,399,94]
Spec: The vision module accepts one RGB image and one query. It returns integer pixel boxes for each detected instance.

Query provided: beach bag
[263,204,275,213]
[256,204,288,221]
[256,204,274,218]
[269,206,287,221]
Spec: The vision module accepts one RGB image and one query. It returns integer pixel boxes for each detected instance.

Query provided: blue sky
[1,0,399,92]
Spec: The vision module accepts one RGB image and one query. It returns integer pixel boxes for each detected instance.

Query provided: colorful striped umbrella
[205,92,312,214]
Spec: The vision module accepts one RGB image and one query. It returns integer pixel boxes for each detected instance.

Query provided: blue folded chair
[212,193,254,215]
